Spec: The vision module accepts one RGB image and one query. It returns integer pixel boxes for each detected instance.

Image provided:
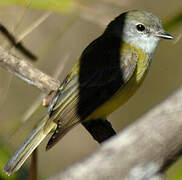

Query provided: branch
[0,47,60,93]
[48,85,182,180]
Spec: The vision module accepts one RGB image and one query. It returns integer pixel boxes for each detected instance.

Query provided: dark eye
[136,24,145,32]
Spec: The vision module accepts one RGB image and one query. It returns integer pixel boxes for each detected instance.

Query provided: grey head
[104,10,173,54]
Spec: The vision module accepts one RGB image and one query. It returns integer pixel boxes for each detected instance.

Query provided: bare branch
[48,85,182,180]
[0,47,60,93]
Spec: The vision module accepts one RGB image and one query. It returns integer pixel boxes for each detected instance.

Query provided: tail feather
[4,115,57,176]
[46,121,79,150]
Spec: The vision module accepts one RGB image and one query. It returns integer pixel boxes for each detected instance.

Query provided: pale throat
[123,35,159,55]
[123,35,159,81]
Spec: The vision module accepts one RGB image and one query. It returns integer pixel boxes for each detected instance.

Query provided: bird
[4,10,173,175]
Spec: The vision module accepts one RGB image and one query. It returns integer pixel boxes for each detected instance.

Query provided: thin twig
[12,0,31,33]
[16,11,52,43]
[22,53,69,122]
[0,46,60,93]
[29,149,37,180]
[0,24,37,60]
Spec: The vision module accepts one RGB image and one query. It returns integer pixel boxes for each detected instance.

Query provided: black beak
[155,31,173,40]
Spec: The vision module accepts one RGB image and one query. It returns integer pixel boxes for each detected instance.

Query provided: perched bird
[4,10,173,175]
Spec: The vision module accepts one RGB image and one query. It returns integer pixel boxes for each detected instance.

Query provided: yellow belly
[87,71,142,119]
[87,44,149,120]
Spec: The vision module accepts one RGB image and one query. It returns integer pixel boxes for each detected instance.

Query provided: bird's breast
[87,45,150,119]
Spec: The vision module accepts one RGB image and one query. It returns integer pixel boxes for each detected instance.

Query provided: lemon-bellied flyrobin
[4,10,173,175]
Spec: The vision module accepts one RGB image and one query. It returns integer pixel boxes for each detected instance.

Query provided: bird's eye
[136,24,145,32]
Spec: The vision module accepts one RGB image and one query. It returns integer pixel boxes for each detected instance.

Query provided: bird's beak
[155,31,173,40]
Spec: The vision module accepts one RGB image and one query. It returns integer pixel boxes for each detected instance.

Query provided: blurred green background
[0,0,181,179]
